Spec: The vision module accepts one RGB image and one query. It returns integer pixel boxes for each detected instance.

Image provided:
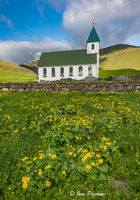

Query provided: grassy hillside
[0,61,37,82]
[100,45,140,70]
[99,69,140,79]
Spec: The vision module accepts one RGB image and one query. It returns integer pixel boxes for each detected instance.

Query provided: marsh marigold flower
[21,157,29,162]
[96,163,99,166]
[69,151,73,156]
[99,159,103,164]
[38,169,43,176]
[96,154,101,158]
[39,154,45,159]
[52,154,56,159]
[33,157,37,161]
[21,176,30,189]
[62,170,66,175]
[14,130,18,133]
[104,146,107,150]
[86,165,91,169]
[45,165,51,170]
[46,180,51,188]
[91,162,95,166]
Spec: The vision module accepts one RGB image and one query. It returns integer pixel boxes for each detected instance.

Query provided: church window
[43,68,47,77]
[78,66,83,76]
[91,44,95,49]
[69,67,73,76]
[88,65,92,76]
[52,68,55,77]
[60,67,64,77]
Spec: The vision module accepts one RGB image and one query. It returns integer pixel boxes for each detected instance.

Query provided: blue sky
[0,0,140,64]
[0,0,66,41]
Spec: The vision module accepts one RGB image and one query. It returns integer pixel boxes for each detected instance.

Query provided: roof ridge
[42,49,86,54]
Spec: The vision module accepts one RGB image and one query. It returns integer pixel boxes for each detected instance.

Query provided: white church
[38,23,100,82]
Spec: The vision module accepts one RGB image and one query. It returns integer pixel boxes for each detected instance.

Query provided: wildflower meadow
[0,91,140,199]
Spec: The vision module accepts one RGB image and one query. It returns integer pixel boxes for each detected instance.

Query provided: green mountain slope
[0,61,37,82]
[100,44,140,70]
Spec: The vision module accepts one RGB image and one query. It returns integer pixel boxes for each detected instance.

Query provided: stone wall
[0,81,140,93]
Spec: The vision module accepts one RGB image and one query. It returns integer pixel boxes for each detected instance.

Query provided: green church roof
[38,49,97,67]
[86,26,100,43]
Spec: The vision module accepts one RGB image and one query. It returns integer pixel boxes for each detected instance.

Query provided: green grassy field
[99,69,140,79]
[0,61,37,82]
[0,91,140,199]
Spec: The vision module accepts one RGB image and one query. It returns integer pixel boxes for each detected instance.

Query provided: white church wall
[38,64,98,82]
[87,42,99,54]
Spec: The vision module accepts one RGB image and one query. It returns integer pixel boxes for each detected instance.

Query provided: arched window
[78,66,83,76]
[88,65,92,76]
[43,68,47,77]
[60,67,64,77]
[69,67,73,76]
[91,44,95,49]
[52,68,55,77]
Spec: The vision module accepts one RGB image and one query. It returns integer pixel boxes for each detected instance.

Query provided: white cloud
[0,14,13,28]
[47,0,68,12]
[62,0,140,47]
[34,0,48,20]
[0,37,71,64]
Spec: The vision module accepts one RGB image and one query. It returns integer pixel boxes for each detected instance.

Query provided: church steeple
[86,21,100,54]
[86,24,100,43]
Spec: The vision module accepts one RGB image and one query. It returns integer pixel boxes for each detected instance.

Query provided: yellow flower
[95,148,99,151]
[7,116,11,120]
[82,149,88,153]
[38,169,43,176]
[108,126,112,129]
[38,150,43,153]
[52,154,56,159]
[45,165,51,170]
[69,151,73,155]
[21,157,29,162]
[91,152,95,155]
[87,137,90,140]
[39,154,45,159]
[86,165,91,169]
[96,163,99,166]
[33,157,37,161]
[75,136,79,140]
[106,142,111,145]
[99,159,103,164]
[62,170,66,175]
[91,162,95,166]
[22,182,28,189]
[21,176,30,189]
[22,127,26,130]
[104,146,107,150]
[48,153,52,157]
[73,153,77,157]
[14,130,18,133]
[81,158,86,162]
[26,161,32,164]
[101,136,107,142]
[46,180,51,188]
[114,141,116,144]
[96,154,101,158]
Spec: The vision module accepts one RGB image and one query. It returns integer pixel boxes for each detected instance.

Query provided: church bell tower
[86,21,100,54]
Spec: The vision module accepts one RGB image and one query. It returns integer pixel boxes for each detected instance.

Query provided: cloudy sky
[0,0,140,64]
